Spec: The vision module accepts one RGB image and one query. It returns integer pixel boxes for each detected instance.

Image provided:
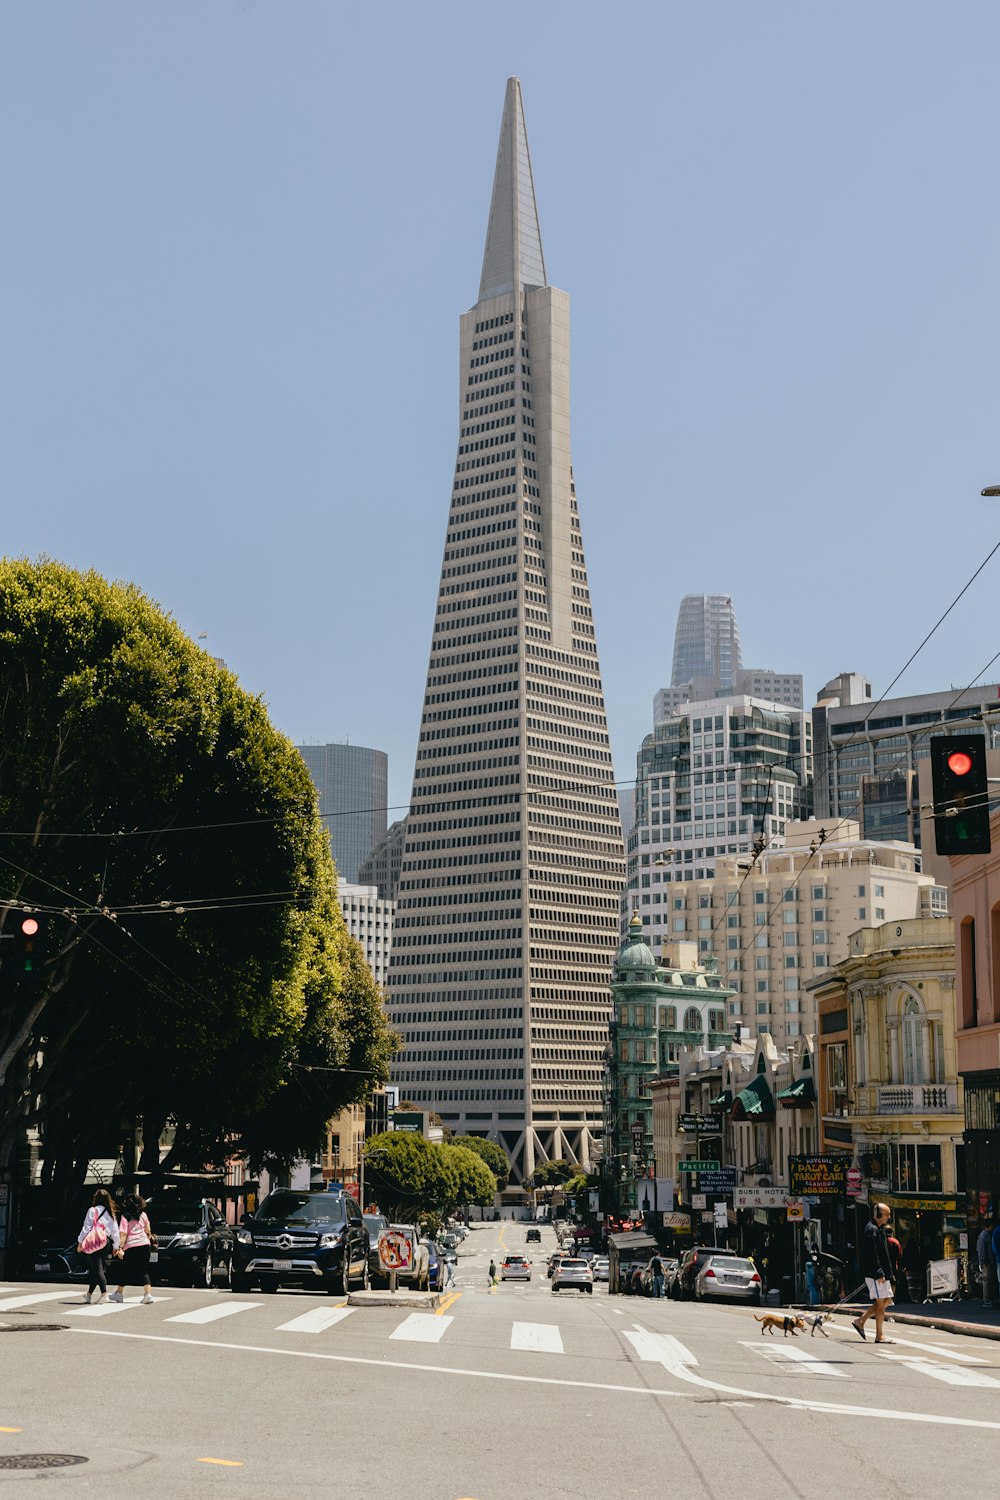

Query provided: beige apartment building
[653,820,947,1045]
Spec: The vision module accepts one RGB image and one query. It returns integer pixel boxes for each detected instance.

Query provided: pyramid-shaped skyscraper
[387,79,625,1179]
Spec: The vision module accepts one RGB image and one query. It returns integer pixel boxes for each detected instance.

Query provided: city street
[2,1224,999,1497]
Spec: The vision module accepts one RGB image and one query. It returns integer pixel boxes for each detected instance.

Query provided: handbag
[79,1208,109,1256]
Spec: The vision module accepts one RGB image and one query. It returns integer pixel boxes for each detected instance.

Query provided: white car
[500,1255,532,1281]
[551,1256,594,1294]
[592,1256,609,1282]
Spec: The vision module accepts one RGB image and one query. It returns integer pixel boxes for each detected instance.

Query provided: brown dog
[753,1313,806,1337]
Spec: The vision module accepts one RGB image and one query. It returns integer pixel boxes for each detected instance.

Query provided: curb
[828,1307,1000,1343]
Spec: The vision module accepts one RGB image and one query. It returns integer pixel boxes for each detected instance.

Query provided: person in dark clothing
[650,1254,664,1298]
[853,1203,894,1344]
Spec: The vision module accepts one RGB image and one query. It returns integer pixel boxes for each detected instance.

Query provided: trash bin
[766,1288,781,1307]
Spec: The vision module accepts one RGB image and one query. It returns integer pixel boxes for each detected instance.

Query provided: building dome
[615,912,657,978]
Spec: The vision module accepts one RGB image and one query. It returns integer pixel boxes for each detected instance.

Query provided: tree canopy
[364,1133,497,1220]
[450,1135,510,1190]
[0,560,398,1208]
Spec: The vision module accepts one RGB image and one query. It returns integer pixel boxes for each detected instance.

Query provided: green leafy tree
[529,1159,573,1189]
[443,1144,497,1209]
[364,1132,448,1221]
[0,560,398,1208]
[450,1135,510,1191]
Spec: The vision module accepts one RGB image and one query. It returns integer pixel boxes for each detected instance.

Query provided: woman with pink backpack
[76,1188,121,1304]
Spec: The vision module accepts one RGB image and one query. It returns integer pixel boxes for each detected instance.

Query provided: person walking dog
[852,1203,895,1344]
[109,1192,155,1304]
[77,1189,121,1304]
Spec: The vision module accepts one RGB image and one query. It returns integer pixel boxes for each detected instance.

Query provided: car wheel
[259,1278,279,1294]
[358,1257,370,1292]
[230,1273,252,1293]
[204,1252,214,1289]
[342,1258,351,1298]
[586,1285,593,1294]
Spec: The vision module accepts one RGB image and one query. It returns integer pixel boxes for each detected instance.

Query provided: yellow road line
[0,1427,21,1433]
[436,1291,462,1316]
[198,1458,243,1467]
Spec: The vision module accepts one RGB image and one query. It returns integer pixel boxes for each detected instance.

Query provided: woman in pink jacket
[109,1192,155,1304]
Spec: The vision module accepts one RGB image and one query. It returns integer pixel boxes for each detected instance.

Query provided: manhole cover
[0,1323,68,1332]
[0,1455,88,1470]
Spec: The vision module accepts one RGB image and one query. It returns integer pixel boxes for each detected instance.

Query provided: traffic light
[929,735,991,856]
[14,913,46,978]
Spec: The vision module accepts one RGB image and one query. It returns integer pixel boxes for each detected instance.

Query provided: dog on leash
[753,1312,806,1337]
[807,1312,832,1338]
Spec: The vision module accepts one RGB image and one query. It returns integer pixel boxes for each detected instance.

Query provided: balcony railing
[875,1083,958,1114]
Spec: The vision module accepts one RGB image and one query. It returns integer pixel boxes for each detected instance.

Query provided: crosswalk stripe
[739,1339,846,1377]
[870,1335,988,1365]
[66,1296,172,1318]
[389,1312,452,1344]
[0,1290,79,1311]
[875,1353,1000,1388]
[510,1321,563,1354]
[165,1302,260,1325]
[276,1307,354,1335]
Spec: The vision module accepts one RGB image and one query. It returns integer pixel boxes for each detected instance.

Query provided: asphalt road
[2,1221,999,1498]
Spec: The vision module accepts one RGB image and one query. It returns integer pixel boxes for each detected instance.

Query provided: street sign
[713,1201,728,1228]
[846,1166,863,1198]
[697,1168,739,1194]
[678,1159,719,1173]
[662,1212,690,1229]
[677,1114,723,1133]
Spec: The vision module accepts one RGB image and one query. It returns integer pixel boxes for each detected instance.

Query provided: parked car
[421,1238,445,1291]
[10,1219,86,1282]
[694,1255,763,1304]
[500,1254,531,1282]
[620,1260,647,1295]
[547,1252,565,1280]
[673,1245,740,1301]
[363,1213,390,1284]
[146,1197,237,1288]
[381,1223,431,1290]
[231,1187,369,1294]
[592,1255,610,1283]
[526,1227,541,1244]
[639,1255,679,1298]
[441,1232,462,1250]
[552,1256,593,1294]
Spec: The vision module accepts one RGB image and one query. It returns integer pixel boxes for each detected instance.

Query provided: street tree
[442,1143,497,1210]
[0,560,398,1208]
[450,1135,510,1190]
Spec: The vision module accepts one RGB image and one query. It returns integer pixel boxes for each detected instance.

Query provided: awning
[708,1090,732,1110]
[732,1075,775,1120]
[777,1076,817,1108]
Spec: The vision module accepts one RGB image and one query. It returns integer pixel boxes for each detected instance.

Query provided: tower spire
[478,77,547,302]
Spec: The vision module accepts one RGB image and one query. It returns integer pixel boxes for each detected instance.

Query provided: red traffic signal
[20,917,39,937]
[946,751,973,777]
[930,735,991,856]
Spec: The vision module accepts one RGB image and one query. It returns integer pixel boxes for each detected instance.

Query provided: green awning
[732,1075,775,1120]
[708,1090,732,1110]
[777,1076,817,1107]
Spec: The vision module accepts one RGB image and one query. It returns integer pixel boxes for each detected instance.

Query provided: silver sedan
[693,1255,763,1303]
[551,1256,594,1294]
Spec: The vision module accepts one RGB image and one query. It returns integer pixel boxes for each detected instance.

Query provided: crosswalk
[3,1287,997,1395]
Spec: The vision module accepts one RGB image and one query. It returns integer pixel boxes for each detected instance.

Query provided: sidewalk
[829,1299,1000,1343]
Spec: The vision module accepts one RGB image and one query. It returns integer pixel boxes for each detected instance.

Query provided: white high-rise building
[386,79,625,1179]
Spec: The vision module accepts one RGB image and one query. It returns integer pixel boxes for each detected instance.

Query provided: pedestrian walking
[109,1192,155,1304]
[76,1189,121,1304]
[444,1255,457,1288]
[852,1202,895,1344]
[804,1255,819,1306]
[650,1253,665,1299]
[977,1219,997,1308]
[488,1258,498,1292]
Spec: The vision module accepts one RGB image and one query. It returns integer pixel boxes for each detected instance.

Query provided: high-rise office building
[358,817,408,903]
[296,742,387,884]
[387,79,625,1179]
[670,595,743,695]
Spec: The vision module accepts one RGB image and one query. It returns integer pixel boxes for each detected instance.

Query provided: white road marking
[831,1326,990,1364]
[276,1306,354,1335]
[66,1296,171,1318]
[510,1321,563,1354]
[739,1339,847,1377]
[389,1312,452,1344]
[0,1290,82,1311]
[876,1353,1000,1388]
[165,1301,260,1324]
[623,1328,698,1369]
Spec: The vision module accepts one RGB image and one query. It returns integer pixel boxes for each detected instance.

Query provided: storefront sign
[697,1168,739,1194]
[734,1187,791,1209]
[691,1193,707,1210]
[662,1212,690,1229]
[677,1114,723,1133]
[846,1166,863,1197]
[789,1154,848,1198]
[786,1199,805,1222]
[877,1196,958,1211]
[927,1258,960,1297]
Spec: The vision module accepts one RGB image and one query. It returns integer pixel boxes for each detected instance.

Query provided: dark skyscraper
[386,79,624,1179]
[296,742,387,884]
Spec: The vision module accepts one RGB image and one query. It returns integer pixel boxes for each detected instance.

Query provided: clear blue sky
[5,3,1000,816]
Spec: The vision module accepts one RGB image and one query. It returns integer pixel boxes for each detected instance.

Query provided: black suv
[146,1197,236,1288]
[232,1188,370,1295]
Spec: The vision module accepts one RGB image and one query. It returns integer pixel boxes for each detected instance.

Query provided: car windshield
[363,1217,387,1236]
[255,1192,346,1227]
[148,1202,204,1232]
[560,1259,587,1269]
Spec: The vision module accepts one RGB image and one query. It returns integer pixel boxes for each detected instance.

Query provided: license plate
[148,1252,158,1263]
[274,1259,293,1271]
[34,1263,50,1272]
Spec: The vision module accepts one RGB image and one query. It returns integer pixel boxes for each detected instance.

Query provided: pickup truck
[378,1223,431,1290]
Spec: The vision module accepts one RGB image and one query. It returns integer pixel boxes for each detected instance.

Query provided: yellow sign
[881,1196,957,1212]
[786,1199,805,1222]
